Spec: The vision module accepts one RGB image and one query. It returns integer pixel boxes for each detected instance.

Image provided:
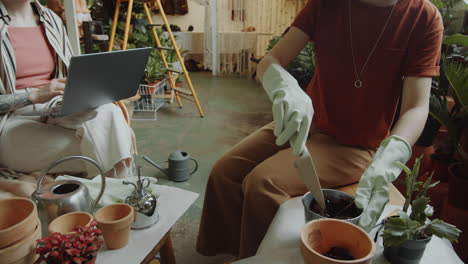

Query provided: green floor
[131,72,272,264]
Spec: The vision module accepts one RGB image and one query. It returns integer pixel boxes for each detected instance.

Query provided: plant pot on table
[448,162,468,210]
[300,219,375,264]
[302,189,363,224]
[383,236,432,264]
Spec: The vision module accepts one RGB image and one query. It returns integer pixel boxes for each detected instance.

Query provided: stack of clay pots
[0,198,41,264]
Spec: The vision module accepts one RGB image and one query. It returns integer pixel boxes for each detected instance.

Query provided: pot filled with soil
[300,218,375,264]
[302,189,362,224]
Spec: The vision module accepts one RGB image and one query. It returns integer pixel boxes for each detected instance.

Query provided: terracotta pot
[431,153,454,182]
[0,222,41,264]
[48,211,93,235]
[146,81,161,95]
[0,198,38,249]
[94,203,134,249]
[300,219,374,264]
[448,162,468,210]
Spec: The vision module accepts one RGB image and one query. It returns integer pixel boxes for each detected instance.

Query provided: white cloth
[232,197,464,264]
[0,103,135,178]
[56,175,159,208]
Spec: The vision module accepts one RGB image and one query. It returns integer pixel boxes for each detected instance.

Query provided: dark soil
[325,247,355,260]
[309,194,361,219]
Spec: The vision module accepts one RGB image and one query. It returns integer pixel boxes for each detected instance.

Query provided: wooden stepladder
[108,0,204,118]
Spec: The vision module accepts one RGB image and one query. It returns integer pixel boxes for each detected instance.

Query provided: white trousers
[0,103,136,178]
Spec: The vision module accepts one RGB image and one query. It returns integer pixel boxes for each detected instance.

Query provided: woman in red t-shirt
[197,0,443,259]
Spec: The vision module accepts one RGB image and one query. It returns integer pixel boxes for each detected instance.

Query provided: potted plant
[35,221,103,264]
[382,156,461,264]
[404,0,466,194]
[430,56,468,203]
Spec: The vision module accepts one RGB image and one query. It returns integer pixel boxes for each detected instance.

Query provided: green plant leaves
[427,219,462,242]
[443,34,468,46]
[445,60,468,111]
[410,197,430,223]
[383,155,460,247]
[382,217,421,247]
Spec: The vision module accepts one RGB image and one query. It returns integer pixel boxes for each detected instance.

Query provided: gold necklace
[348,0,397,88]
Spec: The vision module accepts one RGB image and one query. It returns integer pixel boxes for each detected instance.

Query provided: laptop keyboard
[47,105,65,117]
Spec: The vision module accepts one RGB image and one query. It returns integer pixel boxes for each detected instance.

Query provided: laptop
[49,47,152,116]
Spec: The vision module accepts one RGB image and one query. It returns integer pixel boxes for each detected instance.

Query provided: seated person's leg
[197,122,288,256]
[58,103,136,178]
[0,115,85,174]
[236,130,375,259]
[0,103,135,179]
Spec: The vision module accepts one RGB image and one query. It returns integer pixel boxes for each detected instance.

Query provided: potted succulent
[34,221,103,264]
[382,156,461,264]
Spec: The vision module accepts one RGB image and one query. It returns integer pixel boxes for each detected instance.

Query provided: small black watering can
[143,151,198,182]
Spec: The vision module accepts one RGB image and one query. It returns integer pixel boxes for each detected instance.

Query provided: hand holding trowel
[291,140,326,210]
[260,63,325,209]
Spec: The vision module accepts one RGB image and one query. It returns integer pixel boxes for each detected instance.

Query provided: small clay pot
[0,198,38,249]
[300,219,375,264]
[94,203,134,249]
[0,221,41,264]
[302,189,363,224]
[48,211,93,235]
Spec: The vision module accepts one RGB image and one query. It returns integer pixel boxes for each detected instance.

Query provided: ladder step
[172,87,192,95]
[156,46,174,50]
[166,68,184,74]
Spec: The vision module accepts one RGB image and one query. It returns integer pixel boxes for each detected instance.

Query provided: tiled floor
[131,72,272,264]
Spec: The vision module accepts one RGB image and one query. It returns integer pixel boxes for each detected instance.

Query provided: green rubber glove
[355,135,412,232]
[262,64,313,156]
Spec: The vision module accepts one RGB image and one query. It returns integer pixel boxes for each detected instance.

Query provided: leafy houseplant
[382,156,461,264]
[35,222,103,264]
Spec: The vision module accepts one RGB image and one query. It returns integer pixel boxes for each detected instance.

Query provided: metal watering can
[143,151,198,182]
[31,156,106,231]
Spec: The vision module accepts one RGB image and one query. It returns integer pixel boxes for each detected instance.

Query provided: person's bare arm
[256,27,311,81]
[0,78,66,114]
[391,76,432,145]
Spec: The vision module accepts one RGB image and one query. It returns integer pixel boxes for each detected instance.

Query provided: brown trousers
[196,123,376,259]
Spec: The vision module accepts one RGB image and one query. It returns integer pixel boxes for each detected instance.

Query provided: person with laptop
[0,0,136,197]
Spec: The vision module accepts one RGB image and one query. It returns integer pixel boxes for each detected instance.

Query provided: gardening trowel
[294,146,326,210]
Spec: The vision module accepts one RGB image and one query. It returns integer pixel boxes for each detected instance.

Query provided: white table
[233,198,464,264]
[56,176,198,264]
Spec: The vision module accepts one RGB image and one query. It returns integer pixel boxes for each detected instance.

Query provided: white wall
[151,0,205,32]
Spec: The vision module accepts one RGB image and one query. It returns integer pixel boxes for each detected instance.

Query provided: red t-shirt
[292,0,443,148]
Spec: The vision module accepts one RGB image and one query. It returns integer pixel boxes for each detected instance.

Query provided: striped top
[0,0,73,132]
